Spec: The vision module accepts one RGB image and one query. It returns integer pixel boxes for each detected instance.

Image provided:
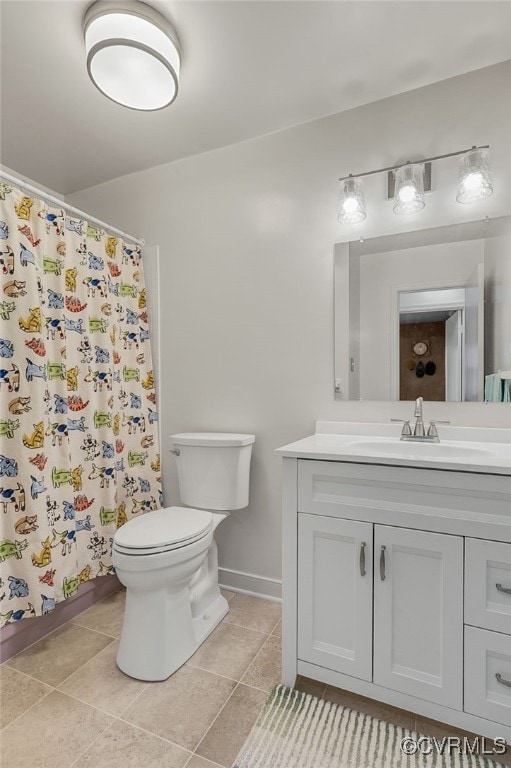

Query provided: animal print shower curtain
[0,183,161,624]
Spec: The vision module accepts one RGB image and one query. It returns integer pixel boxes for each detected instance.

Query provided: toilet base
[117,593,229,682]
[115,535,230,682]
[117,589,229,682]
[193,591,229,646]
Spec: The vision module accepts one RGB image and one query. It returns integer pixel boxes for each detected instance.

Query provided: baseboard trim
[219,566,282,601]
[0,575,121,662]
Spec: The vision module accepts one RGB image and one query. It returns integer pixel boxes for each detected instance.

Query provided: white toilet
[112,432,255,681]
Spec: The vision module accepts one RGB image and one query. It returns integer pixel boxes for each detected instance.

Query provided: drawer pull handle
[496,673,511,689]
[380,546,386,581]
[496,583,511,596]
[360,542,366,577]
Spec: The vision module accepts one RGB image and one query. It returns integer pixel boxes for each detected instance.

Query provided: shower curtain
[0,183,161,624]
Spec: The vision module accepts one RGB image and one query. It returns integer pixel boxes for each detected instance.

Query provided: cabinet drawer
[464,626,511,727]
[465,539,511,635]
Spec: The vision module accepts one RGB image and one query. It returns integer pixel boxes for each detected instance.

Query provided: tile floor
[1,589,280,768]
[1,589,510,768]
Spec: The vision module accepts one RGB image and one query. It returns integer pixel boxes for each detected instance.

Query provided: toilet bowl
[113,432,255,681]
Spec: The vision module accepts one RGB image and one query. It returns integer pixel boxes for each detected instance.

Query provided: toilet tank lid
[170,432,255,447]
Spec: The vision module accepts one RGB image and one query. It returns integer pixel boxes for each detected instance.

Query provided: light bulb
[393,163,425,215]
[463,172,484,191]
[398,185,416,203]
[338,176,366,224]
[343,197,359,213]
[456,148,493,204]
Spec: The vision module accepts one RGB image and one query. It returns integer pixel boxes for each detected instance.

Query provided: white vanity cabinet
[298,517,464,708]
[279,444,511,742]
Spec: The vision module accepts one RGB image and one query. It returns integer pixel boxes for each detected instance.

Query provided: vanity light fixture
[456,146,493,204]
[84,1,181,111]
[338,175,366,223]
[338,145,491,223]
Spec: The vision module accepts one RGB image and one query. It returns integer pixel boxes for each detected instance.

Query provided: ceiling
[1,1,511,195]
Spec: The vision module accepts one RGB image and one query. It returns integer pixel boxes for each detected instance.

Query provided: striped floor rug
[233,685,507,768]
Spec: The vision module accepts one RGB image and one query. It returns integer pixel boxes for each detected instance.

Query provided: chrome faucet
[413,396,425,437]
[392,397,450,442]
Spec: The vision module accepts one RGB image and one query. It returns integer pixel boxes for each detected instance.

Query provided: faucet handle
[427,420,450,438]
[391,418,412,436]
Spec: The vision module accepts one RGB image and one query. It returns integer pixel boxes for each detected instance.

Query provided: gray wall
[69,62,511,598]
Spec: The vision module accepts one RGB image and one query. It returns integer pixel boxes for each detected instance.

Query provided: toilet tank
[169,433,255,510]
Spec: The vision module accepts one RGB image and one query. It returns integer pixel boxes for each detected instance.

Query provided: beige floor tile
[220,589,235,602]
[241,634,281,692]
[224,595,281,634]
[295,675,326,698]
[196,683,267,767]
[415,716,511,766]
[72,589,126,638]
[122,665,236,751]
[271,619,282,637]
[186,757,224,768]
[58,641,148,715]
[73,719,191,768]
[0,690,112,768]
[415,714,478,740]
[6,623,113,687]
[0,665,52,729]
[189,622,266,681]
[324,685,417,731]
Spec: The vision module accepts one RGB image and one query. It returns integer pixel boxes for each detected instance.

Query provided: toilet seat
[113,506,213,556]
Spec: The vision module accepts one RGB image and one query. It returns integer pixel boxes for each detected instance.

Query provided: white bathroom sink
[344,438,496,460]
[275,422,511,475]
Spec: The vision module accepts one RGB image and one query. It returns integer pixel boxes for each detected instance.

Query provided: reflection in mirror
[334,216,511,402]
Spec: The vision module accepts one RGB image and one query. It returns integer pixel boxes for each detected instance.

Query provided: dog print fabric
[0,184,161,624]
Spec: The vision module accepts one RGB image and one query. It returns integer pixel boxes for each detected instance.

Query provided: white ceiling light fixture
[84,1,181,111]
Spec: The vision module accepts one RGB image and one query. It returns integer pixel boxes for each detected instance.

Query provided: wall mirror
[334,216,511,402]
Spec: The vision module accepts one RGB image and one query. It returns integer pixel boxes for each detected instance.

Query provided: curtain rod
[0,170,145,247]
[338,144,490,182]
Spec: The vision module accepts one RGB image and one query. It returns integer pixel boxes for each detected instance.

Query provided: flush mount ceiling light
[456,146,493,204]
[338,145,492,224]
[84,1,181,111]
[338,175,366,224]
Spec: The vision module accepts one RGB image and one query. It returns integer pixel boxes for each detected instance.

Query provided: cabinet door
[298,514,373,681]
[374,525,463,709]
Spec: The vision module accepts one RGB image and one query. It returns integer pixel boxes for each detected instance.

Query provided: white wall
[358,240,483,400]
[69,62,511,598]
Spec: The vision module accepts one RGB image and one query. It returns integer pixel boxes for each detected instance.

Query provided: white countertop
[275,422,511,475]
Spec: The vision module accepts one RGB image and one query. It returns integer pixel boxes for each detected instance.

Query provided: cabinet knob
[380,545,386,581]
[359,542,366,577]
